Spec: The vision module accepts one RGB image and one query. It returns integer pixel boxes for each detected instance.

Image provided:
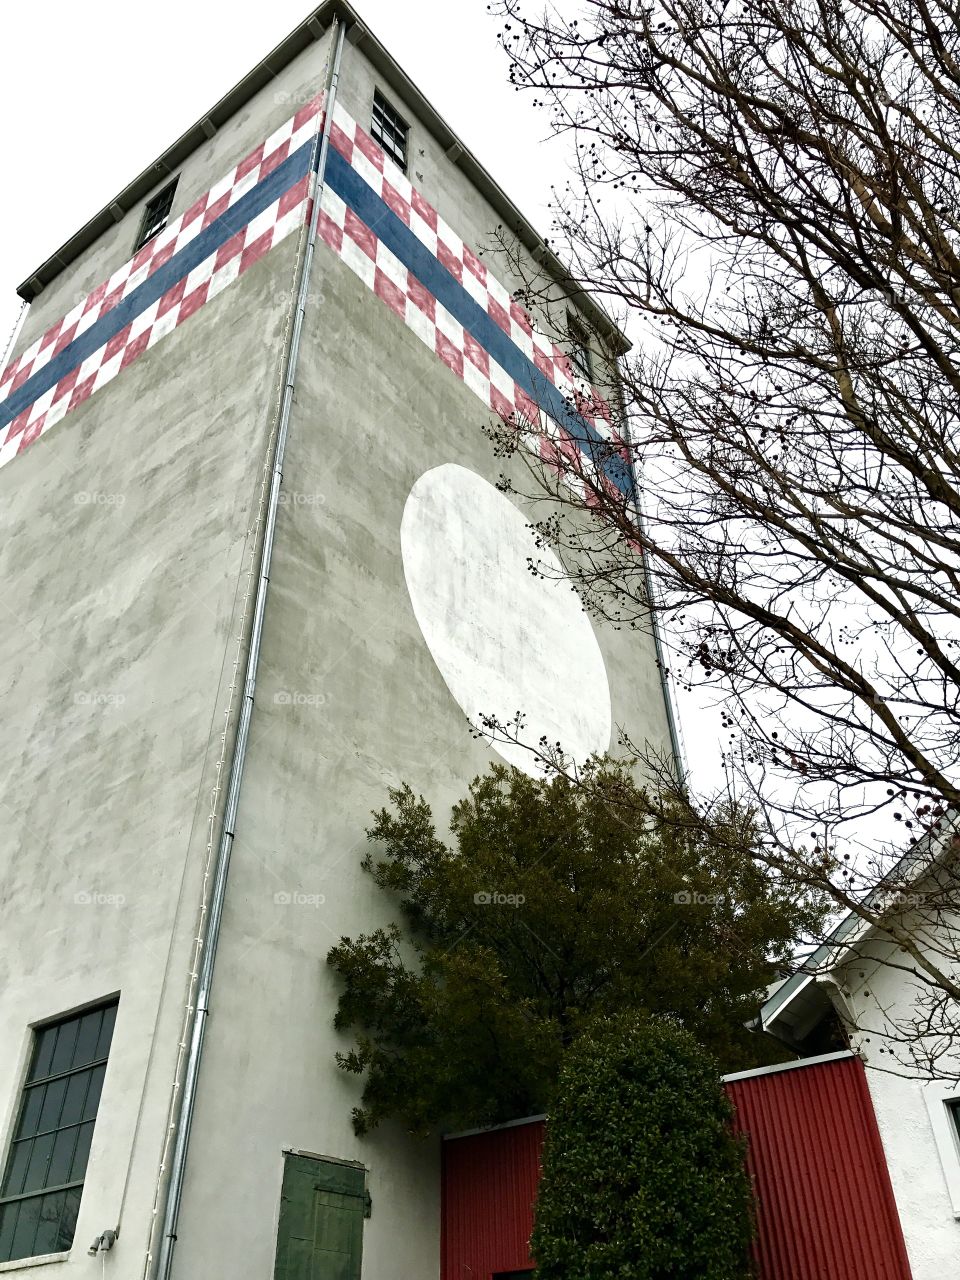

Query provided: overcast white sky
[0,0,713,785]
[0,0,552,348]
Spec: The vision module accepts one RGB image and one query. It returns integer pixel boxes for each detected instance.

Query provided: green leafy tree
[531,1015,754,1280]
[328,757,819,1135]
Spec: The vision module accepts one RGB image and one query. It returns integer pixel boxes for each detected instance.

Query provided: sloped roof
[760,816,957,1038]
[16,0,628,354]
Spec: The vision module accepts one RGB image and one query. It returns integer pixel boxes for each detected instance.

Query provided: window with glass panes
[567,315,594,384]
[133,179,178,253]
[370,92,409,172]
[0,1000,117,1262]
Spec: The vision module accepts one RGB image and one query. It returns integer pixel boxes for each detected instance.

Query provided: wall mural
[0,91,625,769]
[401,464,611,773]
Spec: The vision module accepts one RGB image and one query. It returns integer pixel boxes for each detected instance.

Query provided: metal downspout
[640,523,686,776]
[152,19,349,1279]
[617,378,686,777]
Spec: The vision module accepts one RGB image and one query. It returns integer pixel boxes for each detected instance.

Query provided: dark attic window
[567,314,595,384]
[371,91,409,172]
[133,178,179,253]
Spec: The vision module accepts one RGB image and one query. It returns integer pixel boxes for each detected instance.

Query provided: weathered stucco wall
[834,939,960,1280]
[171,42,671,1280]
[0,17,672,1280]
[0,215,300,1273]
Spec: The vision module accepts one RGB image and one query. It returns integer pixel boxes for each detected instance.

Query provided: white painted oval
[401,464,612,774]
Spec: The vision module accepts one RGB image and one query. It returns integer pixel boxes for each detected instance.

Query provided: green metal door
[274,1154,365,1280]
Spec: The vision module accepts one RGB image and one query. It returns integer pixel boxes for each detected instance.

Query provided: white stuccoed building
[761,829,960,1280]
[0,3,676,1277]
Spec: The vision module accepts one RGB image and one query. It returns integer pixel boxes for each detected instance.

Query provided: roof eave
[16,0,629,355]
[759,814,960,1035]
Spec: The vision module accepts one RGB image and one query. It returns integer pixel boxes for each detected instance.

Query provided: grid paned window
[133,179,178,253]
[371,92,409,172]
[568,316,594,384]
[0,1001,117,1263]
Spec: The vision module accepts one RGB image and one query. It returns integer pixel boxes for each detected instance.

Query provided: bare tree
[485,0,960,1073]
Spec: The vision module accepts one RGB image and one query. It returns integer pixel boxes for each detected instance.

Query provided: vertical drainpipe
[152,18,349,1280]
[615,370,686,778]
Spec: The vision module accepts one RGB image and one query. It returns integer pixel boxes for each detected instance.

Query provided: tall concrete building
[0,3,675,1276]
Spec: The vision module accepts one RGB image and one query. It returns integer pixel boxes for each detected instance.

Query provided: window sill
[0,1253,70,1272]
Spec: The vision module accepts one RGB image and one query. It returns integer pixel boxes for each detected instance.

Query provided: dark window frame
[133,178,179,253]
[567,314,595,384]
[370,92,409,173]
[947,1097,960,1144]
[0,1000,118,1263]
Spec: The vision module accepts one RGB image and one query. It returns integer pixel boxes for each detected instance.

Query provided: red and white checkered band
[0,94,326,472]
[316,101,621,476]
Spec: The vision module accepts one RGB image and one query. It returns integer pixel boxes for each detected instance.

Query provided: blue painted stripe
[1,139,316,433]
[325,146,631,495]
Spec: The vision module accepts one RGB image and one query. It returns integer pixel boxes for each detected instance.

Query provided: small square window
[0,1000,118,1263]
[567,315,594,384]
[371,92,409,172]
[133,178,178,253]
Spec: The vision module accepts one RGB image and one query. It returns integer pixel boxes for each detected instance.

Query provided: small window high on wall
[133,178,178,253]
[371,92,409,172]
[567,315,594,383]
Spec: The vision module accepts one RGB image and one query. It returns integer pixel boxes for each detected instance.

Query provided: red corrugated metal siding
[441,1119,544,1279]
[726,1054,912,1280]
[442,1057,913,1280]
